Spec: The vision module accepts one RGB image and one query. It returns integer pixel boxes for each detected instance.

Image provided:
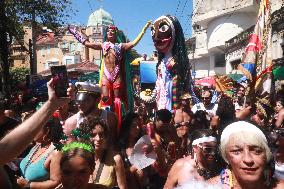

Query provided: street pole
[31,11,37,75]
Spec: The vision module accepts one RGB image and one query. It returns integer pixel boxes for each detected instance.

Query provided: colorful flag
[238,0,271,81]
[239,0,273,101]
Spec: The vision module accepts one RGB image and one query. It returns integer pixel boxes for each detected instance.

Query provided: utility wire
[179,0,189,18]
[174,0,182,16]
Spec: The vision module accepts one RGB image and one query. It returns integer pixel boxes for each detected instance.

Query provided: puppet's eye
[159,24,169,32]
[151,28,155,36]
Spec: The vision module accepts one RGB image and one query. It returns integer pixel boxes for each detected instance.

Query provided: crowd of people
[0,77,283,189]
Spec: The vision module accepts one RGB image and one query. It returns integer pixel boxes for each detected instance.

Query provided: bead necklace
[23,143,51,175]
[220,169,233,189]
[195,159,220,180]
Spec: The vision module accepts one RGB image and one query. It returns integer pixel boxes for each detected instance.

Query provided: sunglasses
[75,92,101,102]
[174,121,190,128]
[197,144,218,154]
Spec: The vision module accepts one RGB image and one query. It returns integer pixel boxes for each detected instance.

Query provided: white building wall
[272,32,284,60]
[189,0,260,78]
[207,12,257,51]
[225,48,245,73]
[191,56,210,79]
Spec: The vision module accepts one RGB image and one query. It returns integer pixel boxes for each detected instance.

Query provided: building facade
[36,8,114,73]
[188,0,259,78]
[224,1,284,74]
[10,8,114,74]
[188,0,283,79]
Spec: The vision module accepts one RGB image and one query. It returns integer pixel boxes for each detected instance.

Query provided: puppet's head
[151,16,175,54]
[152,15,191,98]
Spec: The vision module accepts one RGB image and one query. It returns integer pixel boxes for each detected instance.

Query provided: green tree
[10,67,30,91]
[129,48,141,62]
[0,0,74,97]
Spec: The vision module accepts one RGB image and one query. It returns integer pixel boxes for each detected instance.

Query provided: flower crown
[61,142,93,153]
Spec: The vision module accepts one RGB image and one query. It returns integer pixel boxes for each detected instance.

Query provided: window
[230,59,241,70]
[193,24,201,31]
[93,26,101,34]
[48,61,59,67]
[61,42,69,50]
[77,43,81,51]
[215,54,226,67]
[70,43,75,52]
[54,47,59,54]
[47,45,51,54]
[41,47,46,56]
[66,59,72,65]
[44,63,49,70]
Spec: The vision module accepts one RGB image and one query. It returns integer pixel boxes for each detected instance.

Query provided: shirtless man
[174,93,193,157]
[164,129,220,189]
[63,82,117,145]
[146,109,179,175]
[174,93,192,124]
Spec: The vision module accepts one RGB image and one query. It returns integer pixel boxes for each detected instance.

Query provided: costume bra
[102,42,122,83]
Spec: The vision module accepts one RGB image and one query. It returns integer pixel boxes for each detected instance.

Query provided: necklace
[23,143,50,175]
[220,169,233,189]
[195,160,218,180]
[92,150,107,183]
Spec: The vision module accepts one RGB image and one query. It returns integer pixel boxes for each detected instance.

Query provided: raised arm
[0,79,70,165]
[122,21,151,51]
[68,25,102,50]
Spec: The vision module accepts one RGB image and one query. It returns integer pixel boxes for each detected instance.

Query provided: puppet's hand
[143,20,152,32]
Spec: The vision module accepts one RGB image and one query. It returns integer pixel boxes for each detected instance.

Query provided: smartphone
[50,66,68,97]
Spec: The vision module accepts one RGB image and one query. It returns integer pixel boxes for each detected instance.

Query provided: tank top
[96,166,116,188]
[20,144,54,182]
[76,109,108,128]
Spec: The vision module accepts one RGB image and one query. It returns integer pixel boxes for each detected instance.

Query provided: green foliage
[10,67,30,89]
[0,0,74,96]
[6,0,75,33]
[129,49,141,62]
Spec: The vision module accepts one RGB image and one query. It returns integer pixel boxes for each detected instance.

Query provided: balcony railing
[225,25,254,51]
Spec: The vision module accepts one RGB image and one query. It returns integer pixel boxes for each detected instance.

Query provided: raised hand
[68,25,87,44]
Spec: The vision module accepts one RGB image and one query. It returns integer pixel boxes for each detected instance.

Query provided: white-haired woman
[208,121,284,189]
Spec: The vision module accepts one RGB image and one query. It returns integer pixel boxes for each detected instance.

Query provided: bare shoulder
[274,180,284,189]
[279,109,284,115]
[50,150,62,159]
[63,114,77,133]
[173,156,194,169]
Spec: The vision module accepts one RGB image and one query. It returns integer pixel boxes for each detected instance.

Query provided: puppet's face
[151,16,175,54]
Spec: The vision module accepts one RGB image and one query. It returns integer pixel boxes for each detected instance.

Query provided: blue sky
[69,0,193,57]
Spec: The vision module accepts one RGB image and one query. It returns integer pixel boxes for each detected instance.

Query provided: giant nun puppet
[151,15,191,111]
[69,21,151,130]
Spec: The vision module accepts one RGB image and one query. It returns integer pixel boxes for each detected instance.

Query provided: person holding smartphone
[0,79,70,188]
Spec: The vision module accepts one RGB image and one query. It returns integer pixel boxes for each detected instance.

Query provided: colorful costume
[151,15,191,111]
[69,22,151,130]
